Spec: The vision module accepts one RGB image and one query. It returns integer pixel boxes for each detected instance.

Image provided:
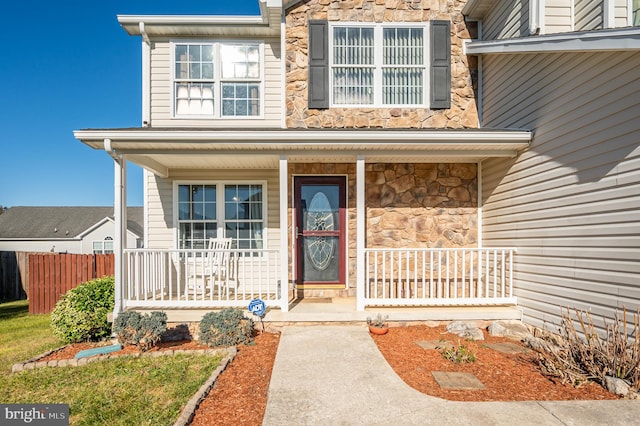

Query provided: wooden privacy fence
[28,253,114,314]
[0,251,28,301]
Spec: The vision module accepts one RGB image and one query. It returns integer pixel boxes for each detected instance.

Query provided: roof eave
[74,129,532,144]
[466,27,640,55]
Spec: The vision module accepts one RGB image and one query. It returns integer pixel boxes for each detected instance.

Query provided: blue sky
[0,1,261,208]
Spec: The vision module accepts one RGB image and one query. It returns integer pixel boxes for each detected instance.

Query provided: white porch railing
[364,248,517,307]
[123,249,281,309]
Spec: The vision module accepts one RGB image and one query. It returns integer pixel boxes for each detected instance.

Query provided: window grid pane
[224,184,264,250]
[178,184,217,250]
[382,28,424,105]
[221,83,260,116]
[332,27,374,105]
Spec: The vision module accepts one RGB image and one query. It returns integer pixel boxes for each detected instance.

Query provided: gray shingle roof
[0,207,143,239]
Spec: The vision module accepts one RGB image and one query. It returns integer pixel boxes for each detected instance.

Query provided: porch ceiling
[74,128,532,177]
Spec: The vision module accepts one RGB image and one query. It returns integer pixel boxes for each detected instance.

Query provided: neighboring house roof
[0,207,143,240]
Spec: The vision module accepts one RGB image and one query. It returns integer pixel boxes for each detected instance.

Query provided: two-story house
[75,0,638,332]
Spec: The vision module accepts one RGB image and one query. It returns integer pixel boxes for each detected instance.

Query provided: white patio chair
[204,237,233,296]
[186,237,233,297]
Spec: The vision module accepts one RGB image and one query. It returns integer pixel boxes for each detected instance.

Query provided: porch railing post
[356,156,366,311]
[279,156,289,312]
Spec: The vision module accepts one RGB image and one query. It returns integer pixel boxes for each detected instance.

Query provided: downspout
[529,0,542,35]
[140,22,151,127]
[280,6,287,129]
[139,23,151,252]
[105,139,127,320]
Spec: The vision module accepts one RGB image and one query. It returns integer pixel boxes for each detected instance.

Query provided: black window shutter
[308,20,329,109]
[430,20,451,109]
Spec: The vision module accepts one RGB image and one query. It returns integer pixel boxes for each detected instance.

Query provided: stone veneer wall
[367,163,478,248]
[285,0,478,129]
[288,162,477,297]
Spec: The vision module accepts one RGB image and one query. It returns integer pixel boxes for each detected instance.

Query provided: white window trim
[170,39,265,120]
[93,238,114,254]
[173,180,268,250]
[328,22,430,108]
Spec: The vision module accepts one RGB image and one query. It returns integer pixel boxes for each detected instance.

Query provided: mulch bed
[34,324,617,424]
[371,325,618,401]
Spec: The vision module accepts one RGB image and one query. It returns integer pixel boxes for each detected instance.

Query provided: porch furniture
[187,237,233,296]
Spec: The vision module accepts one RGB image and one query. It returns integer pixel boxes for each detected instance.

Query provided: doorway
[294,176,346,286]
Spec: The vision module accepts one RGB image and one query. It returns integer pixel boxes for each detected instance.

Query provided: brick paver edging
[11,345,234,373]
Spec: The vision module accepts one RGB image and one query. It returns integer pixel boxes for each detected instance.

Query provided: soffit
[462,0,498,20]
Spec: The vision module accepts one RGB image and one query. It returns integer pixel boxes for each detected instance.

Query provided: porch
[122,247,519,321]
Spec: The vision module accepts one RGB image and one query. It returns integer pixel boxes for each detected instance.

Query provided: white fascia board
[74,129,532,144]
[118,15,267,29]
[466,28,640,55]
[77,217,112,239]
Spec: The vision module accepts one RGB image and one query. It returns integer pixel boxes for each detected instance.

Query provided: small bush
[442,341,477,364]
[113,311,168,351]
[50,276,115,343]
[199,308,254,347]
[531,307,640,391]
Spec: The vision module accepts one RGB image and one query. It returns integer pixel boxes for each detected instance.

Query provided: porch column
[108,139,127,319]
[356,156,365,311]
[279,156,289,312]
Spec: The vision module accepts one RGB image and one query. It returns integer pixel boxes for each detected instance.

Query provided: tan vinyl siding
[146,172,175,249]
[545,0,573,33]
[615,0,630,27]
[482,0,530,40]
[148,37,282,127]
[574,0,604,30]
[481,51,640,331]
[145,169,280,250]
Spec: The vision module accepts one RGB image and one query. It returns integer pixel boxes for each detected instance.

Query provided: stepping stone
[415,340,453,350]
[485,342,530,354]
[432,372,485,390]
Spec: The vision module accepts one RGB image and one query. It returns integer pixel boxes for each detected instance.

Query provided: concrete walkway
[263,326,640,425]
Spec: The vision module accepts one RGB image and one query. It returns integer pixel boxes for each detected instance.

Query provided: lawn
[0,300,223,426]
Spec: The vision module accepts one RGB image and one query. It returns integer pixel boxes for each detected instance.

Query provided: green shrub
[199,308,254,347]
[442,341,477,364]
[50,276,115,343]
[113,311,168,351]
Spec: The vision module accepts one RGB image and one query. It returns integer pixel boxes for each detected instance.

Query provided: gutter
[76,129,533,143]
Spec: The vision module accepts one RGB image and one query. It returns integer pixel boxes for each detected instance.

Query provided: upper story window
[307,20,450,110]
[634,0,640,26]
[173,42,262,118]
[331,25,427,106]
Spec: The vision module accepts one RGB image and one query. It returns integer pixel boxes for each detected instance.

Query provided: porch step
[133,299,521,324]
[264,302,522,324]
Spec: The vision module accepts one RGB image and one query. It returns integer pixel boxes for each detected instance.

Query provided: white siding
[148,37,282,128]
[574,0,604,30]
[545,0,573,33]
[615,0,630,27]
[482,0,530,40]
[481,51,640,331]
[145,169,281,250]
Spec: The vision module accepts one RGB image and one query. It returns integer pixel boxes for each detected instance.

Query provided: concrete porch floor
[138,297,522,324]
